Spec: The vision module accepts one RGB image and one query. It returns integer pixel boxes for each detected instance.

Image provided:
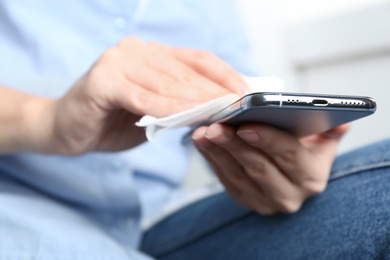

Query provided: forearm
[0,85,54,154]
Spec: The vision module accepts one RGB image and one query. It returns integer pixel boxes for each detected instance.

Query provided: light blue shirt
[0,0,257,258]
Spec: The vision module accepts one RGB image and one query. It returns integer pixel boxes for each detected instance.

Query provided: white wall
[240,0,390,25]
[239,0,390,89]
[238,0,390,153]
[276,0,389,24]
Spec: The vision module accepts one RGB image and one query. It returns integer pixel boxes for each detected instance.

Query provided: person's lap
[141,139,390,259]
[0,139,389,259]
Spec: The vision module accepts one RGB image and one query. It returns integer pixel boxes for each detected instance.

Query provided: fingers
[122,51,231,103]
[237,124,348,195]
[114,37,237,102]
[193,123,348,215]
[170,48,250,96]
[193,127,276,214]
[92,37,247,117]
[301,123,350,146]
[82,64,200,117]
[193,125,306,214]
[236,124,314,185]
[203,124,294,190]
[145,44,233,98]
[308,123,350,153]
[101,37,245,117]
[116,80,199,117]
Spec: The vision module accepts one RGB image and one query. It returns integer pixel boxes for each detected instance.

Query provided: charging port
[312,99,328,106]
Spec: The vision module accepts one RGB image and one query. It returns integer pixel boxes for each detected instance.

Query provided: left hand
[27,37,248,156]
[192,123,350,215]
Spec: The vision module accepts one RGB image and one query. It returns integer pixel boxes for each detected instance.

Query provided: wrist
[20,95,56,154]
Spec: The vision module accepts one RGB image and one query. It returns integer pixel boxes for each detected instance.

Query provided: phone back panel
[211,92,376,137]
[223,107,373,137]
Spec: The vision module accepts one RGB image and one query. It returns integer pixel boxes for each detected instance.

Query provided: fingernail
[192,128,212,149]
[205,129,223,140]
[237,129,260,143]
[192,127,207,141]
[192,131,203,141]
[205,127,229,144]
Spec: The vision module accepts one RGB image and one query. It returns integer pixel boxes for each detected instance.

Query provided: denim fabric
[141,139,390,259]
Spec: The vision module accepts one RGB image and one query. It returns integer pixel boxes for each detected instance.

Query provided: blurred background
[185,0,390,188]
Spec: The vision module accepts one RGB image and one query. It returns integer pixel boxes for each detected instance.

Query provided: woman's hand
[192,123,350,215]
[26,37,248,155]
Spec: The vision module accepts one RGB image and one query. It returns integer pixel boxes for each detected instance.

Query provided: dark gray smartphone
[206,92,376,137]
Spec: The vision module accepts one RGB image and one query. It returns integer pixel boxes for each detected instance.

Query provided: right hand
[192,123,349,215]
[31,37,248,155]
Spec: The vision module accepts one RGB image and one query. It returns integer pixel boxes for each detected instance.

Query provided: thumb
[302,123,351,155]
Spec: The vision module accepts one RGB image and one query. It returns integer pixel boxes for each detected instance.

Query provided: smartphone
[205,92,376,137]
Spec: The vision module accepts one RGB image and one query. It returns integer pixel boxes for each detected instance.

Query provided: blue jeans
[141,139,390,259]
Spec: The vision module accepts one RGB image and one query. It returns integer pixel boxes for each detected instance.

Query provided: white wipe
[136,76,284,141]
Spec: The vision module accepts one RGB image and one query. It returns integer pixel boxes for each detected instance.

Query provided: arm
[0,86,53,154]
[0,37,248,156]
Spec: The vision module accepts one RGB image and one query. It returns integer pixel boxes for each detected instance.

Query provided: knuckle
[84,66,110,97]
[225,186,244,200]
[277,149,298,165]
[101,46,121,61]
[153,75,171,94]
[219,67,235,80]
[147,42,163,51]
[64,143,87,157]
[277,199,302,214]
[214,67,240,90]
[137,94,187,117]
[129,89,148,114]
[192,49,215,61]
[117,36,143,48]
[228,168,245,181]
[302,179,327,195]
[89,61,110,76]
[181,74,195,85]
[170,99,191,114]
[255,206,277,216]
[245,161,267,179]
[232,172,244,181]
